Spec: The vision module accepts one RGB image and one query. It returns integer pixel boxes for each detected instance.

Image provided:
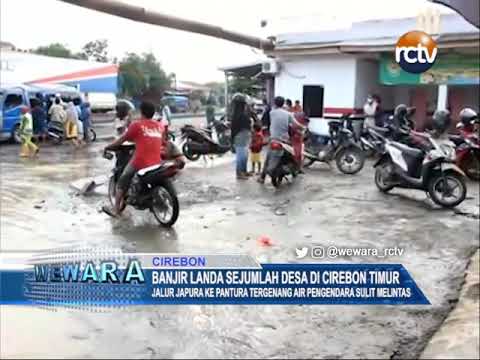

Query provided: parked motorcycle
[450,126,480,180]
[359,125,390,157]
[303,114,365,174]
[47,120,96,144]
[265,140,299,187]
[180,124,230,161]
[361,121,415,158]
[103,144,180,227]
[210,116,231,147]
[360,107,416,157]
[374,130,467,208]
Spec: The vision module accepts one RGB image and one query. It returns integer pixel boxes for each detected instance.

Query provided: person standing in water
[19,106,39,157]
[230,93,252,180]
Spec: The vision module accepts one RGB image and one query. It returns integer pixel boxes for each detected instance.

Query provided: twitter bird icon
[295,247,308,259]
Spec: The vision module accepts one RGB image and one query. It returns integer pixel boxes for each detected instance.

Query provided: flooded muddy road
[1,140,478,359]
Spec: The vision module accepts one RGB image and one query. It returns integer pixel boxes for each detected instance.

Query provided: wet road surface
[1,140,478,359]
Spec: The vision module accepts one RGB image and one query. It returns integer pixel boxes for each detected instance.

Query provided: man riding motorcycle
[257,96,294,184]
[102,101,169,217]
[114,99,135,136]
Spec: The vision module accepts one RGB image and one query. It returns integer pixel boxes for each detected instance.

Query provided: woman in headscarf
[230,93,252,180]
[65,102,80,146]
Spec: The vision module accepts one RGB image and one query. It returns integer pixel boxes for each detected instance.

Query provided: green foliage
[82,39,109,62]
[229,75,259,96]
[204,81,225,106]
[190,89,206,104]
[33,43,85,60]
[118,52,170,102]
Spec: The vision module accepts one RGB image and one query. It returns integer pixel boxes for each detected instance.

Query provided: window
[4,93,23,110]
[303,85,324,118]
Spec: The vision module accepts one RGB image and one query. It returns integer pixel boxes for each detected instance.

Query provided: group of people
[18,96,92,157]
[230,94,307,181]
[49,97,92,146]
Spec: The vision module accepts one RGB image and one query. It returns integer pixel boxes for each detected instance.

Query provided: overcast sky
[0,0,451,83]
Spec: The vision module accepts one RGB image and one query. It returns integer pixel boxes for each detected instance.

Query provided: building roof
[219,61,264,77]
[0,41,15,49]
[176,80,211,91]
[274,13,479,52]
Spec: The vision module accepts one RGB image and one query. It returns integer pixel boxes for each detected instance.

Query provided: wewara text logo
[395,31,437,74]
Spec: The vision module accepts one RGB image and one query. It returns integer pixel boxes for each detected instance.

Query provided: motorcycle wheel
[336,147,365,175]
[88,128,97,142]
[428,172,467,208]
[374,162,394,193]
[151,180,179,227]
[182,142,201,161]
[108,176,126,211]
[271,176,283,188]
[463,153,480,181]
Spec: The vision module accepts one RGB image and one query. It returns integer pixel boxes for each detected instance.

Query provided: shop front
[380,52,479,129]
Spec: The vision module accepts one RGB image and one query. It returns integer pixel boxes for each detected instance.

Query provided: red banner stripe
[28,64,118,84]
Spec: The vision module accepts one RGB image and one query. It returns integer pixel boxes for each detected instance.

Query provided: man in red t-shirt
[102,101,165,217]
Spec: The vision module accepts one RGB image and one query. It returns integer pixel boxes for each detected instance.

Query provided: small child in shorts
[250,123,265,174]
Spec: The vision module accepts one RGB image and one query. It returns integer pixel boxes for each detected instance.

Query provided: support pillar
[224,73,229,117]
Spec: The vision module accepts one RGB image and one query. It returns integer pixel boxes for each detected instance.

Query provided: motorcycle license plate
[441,163,465,176]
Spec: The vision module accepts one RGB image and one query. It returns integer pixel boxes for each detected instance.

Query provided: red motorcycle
[451,123,480,180]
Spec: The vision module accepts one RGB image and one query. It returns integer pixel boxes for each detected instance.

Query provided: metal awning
[219,61,263,77]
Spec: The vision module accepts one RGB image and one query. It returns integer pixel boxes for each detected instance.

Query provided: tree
[228,75,260,97]
[204,81,225,106]
[118,52,170,103]
[34,43,87,60]
[82,39,109,62]
[34,43,75,59]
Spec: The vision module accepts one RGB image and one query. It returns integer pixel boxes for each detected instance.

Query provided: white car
[87,93,116,113]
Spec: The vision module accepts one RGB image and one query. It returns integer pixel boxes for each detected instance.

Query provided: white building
[0,49,118,94]
[222,13,479,129]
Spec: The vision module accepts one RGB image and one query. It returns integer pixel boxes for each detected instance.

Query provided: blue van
[162,95,190,113]
[0,84,80,143]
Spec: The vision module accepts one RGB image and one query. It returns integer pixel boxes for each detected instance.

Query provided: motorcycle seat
[137,160,177,177]
[48,121,64,130]
[449,135,464,146]
[391,142,423,158]
[137,164,163,177]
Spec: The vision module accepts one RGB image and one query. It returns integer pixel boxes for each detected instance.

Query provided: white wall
[274,54,357,109]
[354,59,394,110]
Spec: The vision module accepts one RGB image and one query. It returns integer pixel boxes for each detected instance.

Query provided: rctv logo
[395,31,438,74]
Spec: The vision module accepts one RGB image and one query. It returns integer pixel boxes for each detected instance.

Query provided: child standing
[19,106,39,157]
[250,122,264,174]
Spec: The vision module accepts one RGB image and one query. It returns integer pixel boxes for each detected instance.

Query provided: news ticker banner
[0,249,430,307]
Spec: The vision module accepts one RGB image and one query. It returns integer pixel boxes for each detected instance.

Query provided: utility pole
[58,0,274,50]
